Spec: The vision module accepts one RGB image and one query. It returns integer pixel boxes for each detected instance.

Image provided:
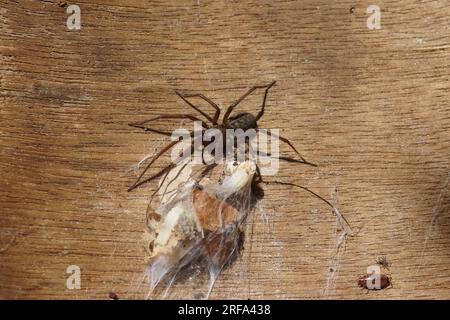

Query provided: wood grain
[1,0,449,299]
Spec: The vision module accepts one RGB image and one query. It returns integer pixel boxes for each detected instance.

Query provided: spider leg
[129,114,209,132]
[128,154,177,192]
[179,93,221,124]
[260,178,351,229]
[129,125,208,191]
[256,150,316,166]
[223,81,276,124]
[255,81,277,122]
[256,129,317,167]
[149,162,178,202]
[145,157,197,227]
[128,126,173,137]
[175,91,215,124]
[151,156,194,203]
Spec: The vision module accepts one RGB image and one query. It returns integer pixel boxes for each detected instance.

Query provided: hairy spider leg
[149,144,217,202]
[255,81,277,122]
[255,128,317,167]
[256,150,316,166]
[128,126,173,137]
[223,81,276,125]
[128,130,196,191]
[129,159,177,192]
[260,178,351,229]
[129,125,217,192]
[129,114,209,132]
[179,93,221,124]
[175,91,215,124]
[149,161,190,203]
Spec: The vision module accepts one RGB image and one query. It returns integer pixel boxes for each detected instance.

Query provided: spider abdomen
[227,112,257,131]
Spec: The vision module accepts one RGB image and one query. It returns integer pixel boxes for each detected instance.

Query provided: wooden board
[1,0,449,299]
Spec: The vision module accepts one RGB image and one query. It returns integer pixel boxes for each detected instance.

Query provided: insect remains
[129,82,351,298]
[357,272,392,291]
[357,257,392,291]
[143,161,256,298]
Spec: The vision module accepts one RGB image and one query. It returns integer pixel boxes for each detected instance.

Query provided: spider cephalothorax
[128,81,315,191]
[226,112,257,131]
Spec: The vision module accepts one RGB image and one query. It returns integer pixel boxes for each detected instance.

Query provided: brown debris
[109,292,119,300]
[357,273,391,290]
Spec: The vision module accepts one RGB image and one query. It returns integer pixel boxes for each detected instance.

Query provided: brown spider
[376,256,391,269]
[130,83,353,296]
[128,81,316,192]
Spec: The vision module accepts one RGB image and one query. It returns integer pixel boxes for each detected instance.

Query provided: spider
[128,81,316,192]
[376,256,391,269]
[130,83,352,297]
